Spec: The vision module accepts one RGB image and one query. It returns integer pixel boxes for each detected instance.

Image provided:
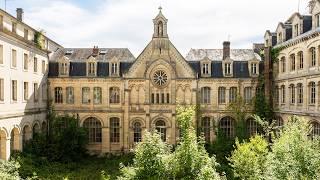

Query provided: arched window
[280,56,286,73]
[54,87,63,104]
[200,87,211,104]
[155,120,166,141]
[218,87,226,104]
[201,117,211,142]
[133,122,142,143]
[22,125,31,147]
[290,54,295,71]
[10,128,19,153]
[281,85,286,104]
[33,123,40,137]
[311,121,320,137]
[274,86,279,105]
[110,117,120,143]
[219,117,235,138]
[110,87,120,104]
[290,84,295,104]
[246,118,259,137]
[41,121,47,134]
[158,21,163,37]
[309,82,316,105]
[310,47,316,67]
[298,51,303,69]
[83,117,102,143]
[297,83,303,104]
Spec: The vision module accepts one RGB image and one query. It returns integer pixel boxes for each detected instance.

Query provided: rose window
[153,70,168,86]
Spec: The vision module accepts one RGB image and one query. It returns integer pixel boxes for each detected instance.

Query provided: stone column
[123,89,130,151]
[4,138,10,160]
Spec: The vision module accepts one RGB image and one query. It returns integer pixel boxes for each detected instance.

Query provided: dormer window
[109,57,120,76]
[278,32,283,43]
[316,13,320,28]
[65,50,73,55]
[202,63,209,74]
[88,62,96,76]
[59,62,69,76]
[111,63,118,75]
[225,63,231,75]
[294,24,299,37]
[251,63,257,75]
[12,22,17,33]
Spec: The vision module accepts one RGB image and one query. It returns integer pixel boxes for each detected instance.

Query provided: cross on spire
[158,6,162,12]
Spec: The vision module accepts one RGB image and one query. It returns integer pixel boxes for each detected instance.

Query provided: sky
[2,0,310,56]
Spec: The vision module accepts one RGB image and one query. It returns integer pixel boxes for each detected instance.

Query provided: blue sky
[2,0,310,56]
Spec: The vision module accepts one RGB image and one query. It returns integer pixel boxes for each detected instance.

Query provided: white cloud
[5,0,310,56]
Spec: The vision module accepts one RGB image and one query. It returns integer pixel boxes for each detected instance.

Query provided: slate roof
[185,49,261,61]
[50,48,135,62]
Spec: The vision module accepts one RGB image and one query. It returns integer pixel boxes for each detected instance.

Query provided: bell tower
[153,7,168,38]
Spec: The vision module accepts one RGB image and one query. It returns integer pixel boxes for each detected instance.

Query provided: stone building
[48,9,262,153]
[264,0,320,135]
[0,8,61,159]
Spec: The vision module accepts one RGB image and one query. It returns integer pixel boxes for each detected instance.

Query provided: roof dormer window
[251,63,257,75]
[200,58,211,77]
[294,24,299,37]
[109,57,120,76]
[65,50,73,55]
[88,62,96,76]
[225,63,231,75]
[59,62,69,76]
[202,63,209,74]
[316,13,320,28]
[278,32,283,43]
[111,62,118,75]
[99,50,107,55]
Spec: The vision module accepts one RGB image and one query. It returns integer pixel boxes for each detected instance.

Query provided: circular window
[153,70,168,87]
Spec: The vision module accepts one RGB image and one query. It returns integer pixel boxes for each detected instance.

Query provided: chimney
[223,41,230,60]
[16,8,24,21]
[92,46,99,56]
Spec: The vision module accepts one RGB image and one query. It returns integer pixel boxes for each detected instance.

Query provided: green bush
[0,159,20,180]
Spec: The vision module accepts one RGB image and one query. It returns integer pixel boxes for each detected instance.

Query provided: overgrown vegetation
[118,106,221,180]
[271,47,281,63]
[33,30,45,49]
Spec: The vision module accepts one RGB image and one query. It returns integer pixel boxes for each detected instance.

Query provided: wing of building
[47,9,262,154]
[264,0,320,135]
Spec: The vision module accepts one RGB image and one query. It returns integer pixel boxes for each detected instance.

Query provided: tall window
[219,116,235,138]
[297,83,303,104]
[298,51,303,69]
[290,54,295,71]
[93,87,102,104]
[110,87,120,104]
[82,87,90,104]
[110,117,120,143]
[54,87,63,104]
[251,63,257,75]
[290,84,295,104]
[244,87,252,104]
[34,57,38,72]
[155,120,166,141]
[83,117,102,143]
[0,45,3,64]
[66,87,74,104]
[274,86,279,105]
[201,117,211,142]
[218,87,226,104]
[59,62,68,75]
[281,85,285,104]
[23,82,28,101]
[312,122,320,137]
[311,47,316,67]
[88,62,96,76]
[111,63,118,75]
[281,57,286,73]
[278,32,283,43]
[42,84,47,101]
[42,60,45,73]
[202,63,209,75]
[33,83,38,102]
[12,80,17,101]
[133,122,142,143]
[200,87,211,104]
[229,87,237,103]
[12,22,16,33]
[294,24,299,37]
[12,49,17,67]
[0,78,3,101]
[247,118,259,137]
[317,13,320,28]
[23,53,28,70]
[225,63,231,75]
[309,82,316,105]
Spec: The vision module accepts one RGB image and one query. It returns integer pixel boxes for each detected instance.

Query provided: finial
[158,6,162,12]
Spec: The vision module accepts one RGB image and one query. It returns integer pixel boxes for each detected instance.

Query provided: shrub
[0,159,20,180]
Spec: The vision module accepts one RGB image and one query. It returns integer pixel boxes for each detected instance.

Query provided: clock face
[153,70,168,87]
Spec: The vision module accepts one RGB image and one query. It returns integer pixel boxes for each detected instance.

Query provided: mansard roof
[185,49,261,61]
[50,48,135,62]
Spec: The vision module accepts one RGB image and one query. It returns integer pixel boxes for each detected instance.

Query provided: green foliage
[118,131,171,179]
[254,75,273,121]
[24,112,88,162]
[265,116,320,179]
[229,136,268,180]
[33,30,45,49]
[271,47,281,63]
[118,106,221,180]
[0,159,20,180]
[168,106,221,180]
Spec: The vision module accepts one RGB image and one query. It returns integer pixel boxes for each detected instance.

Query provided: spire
[153,7,168,38]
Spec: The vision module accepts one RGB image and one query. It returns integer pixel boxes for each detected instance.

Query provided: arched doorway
[10,127,20,153]
[22,125,32,147]
[155,119,166,141]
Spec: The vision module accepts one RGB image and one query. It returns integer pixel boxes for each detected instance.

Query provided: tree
[265,116,320,179]
[229,136,268,180]
[168,106,221,180]
[0,159,20,180]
